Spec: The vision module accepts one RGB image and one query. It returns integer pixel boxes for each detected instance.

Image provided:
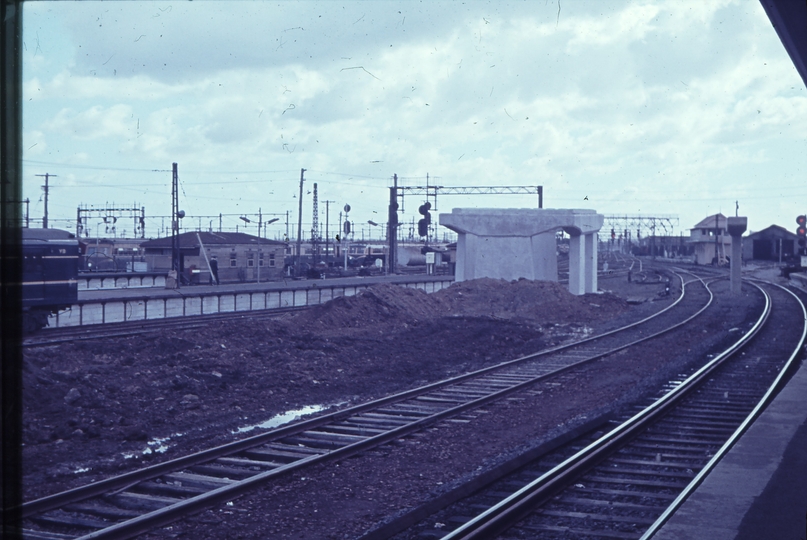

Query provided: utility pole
[311,183,319,264]
[257,208,262,283]
[388,173,399,274]
[324,200,334,268]
[171,163,184,287]
[296,168,306,273]
[35,173,56,228]
[714,214,719,265]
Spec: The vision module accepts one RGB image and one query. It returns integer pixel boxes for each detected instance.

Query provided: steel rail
[442,279,772,540]
[639,279,807,539]
[18,272,693,517]
[18,273,711,539]
[22,306,309,347]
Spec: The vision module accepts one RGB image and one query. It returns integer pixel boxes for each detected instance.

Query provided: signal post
[797,215,806,264]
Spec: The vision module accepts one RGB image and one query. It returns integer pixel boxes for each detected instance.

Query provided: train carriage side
[20,229,79,332]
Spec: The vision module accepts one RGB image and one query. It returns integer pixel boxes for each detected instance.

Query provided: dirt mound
[294,284,441,329]
[293,278,629,331]
[436,278,629,324]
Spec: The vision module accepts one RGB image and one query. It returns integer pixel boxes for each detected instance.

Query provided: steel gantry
[602,214,680,254]
[386,175,543,272]
[76,203,146,239]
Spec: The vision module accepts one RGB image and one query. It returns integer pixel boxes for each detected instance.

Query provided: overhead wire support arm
[393,185,543,209]
[386,182,544,274]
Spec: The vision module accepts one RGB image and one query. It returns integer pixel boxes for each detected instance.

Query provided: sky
[20,0,807,242]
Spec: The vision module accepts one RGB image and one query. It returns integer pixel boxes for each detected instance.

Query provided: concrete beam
[440,208,604,295]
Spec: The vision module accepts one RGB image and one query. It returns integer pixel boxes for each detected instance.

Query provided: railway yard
[16,259,807,539]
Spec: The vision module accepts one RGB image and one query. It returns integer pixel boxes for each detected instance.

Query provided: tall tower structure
[311,182,320,262]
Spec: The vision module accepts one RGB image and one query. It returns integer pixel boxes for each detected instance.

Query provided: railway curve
[15,270,722,540]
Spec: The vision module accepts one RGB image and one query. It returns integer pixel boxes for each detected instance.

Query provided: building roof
[746,224,799,240]
[140,231,287,249]
[692,213,728,230]
[22,228,76,240]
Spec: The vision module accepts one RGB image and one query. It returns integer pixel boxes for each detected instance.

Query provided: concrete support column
[727,217,747,295]
[584,232,597,293]
[439,208,604,295]
[568,234,585,295]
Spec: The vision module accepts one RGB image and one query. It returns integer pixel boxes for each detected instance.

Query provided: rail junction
[13,258,807,539]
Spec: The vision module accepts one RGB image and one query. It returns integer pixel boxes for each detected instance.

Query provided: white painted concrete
[728,217,747,295]
[47,278,454,328]
[440,208,604,295]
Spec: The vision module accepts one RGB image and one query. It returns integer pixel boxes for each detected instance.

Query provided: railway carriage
[19,228,80,332]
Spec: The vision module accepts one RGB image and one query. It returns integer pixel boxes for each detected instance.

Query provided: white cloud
[47,104,135,140]
[20,1,807,234]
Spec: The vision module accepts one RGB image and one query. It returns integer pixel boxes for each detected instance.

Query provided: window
[247,253,254,267]
[259,252,264,267]
[269,253,276,267]
[230,253,237,267]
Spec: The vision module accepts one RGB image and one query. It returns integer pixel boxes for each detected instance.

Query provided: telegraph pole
[257,208,262,283]
[295,168,306,273]
[171,163,184,287]
[311,183,319,264]
[388,173,399,274]
[324,200,334,267]
[35,173,56,228]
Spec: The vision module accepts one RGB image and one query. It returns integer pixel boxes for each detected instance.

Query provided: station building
[140,232,287,284]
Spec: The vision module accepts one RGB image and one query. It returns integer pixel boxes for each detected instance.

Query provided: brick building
[140,232,287,284]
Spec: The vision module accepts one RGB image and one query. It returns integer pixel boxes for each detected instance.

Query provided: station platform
[652,347,807,539]
[50,273,454,329]
[77,272,450,302]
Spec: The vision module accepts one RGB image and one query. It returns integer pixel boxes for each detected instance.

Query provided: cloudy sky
[21,0,807,241]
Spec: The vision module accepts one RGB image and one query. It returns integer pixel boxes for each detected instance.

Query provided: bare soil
[20,274,760,539]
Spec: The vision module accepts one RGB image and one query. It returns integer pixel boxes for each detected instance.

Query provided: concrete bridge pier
[440,208,604,296]
[727,217,747,295]
[567,230,599,295]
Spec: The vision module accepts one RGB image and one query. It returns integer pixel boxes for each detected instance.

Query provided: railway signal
[797,215,807,252]
[418,202,431,237]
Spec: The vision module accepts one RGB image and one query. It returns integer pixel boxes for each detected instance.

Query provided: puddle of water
[232,405,325,434]
[123,432,184,460]
[120,406,327,460]
[73,467,91,474]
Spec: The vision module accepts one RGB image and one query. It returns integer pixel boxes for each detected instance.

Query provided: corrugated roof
[140,231,287,248]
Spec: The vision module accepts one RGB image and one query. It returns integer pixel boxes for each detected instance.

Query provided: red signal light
[799,226,807,237]
[798,215,807,226]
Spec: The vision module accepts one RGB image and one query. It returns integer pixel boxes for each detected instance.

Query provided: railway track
[14,269,720,539]
[22,306,309,347]
[404,279,805,540]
